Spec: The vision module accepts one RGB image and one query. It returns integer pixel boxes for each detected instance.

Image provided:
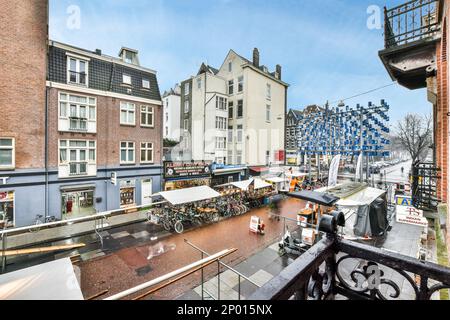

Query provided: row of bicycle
[146,194,267,234]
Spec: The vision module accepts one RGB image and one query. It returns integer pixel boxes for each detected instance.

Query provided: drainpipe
[203,75,207,161]
[45,87,49,220]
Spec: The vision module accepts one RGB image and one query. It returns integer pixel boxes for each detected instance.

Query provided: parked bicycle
[28,214,57,233]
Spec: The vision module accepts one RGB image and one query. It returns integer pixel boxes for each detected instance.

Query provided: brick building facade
[0,1,163,227]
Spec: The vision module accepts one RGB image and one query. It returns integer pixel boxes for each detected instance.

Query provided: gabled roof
[197,63,219,75]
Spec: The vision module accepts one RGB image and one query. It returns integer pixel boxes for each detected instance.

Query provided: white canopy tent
[230,178,272,191]
[265,177,289,184]
[0,258,84,300]
[158,186,221,205]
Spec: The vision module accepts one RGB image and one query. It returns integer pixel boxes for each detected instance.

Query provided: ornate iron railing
[250,217,450,300]
[384,0,441,49]
[411,161,441,211]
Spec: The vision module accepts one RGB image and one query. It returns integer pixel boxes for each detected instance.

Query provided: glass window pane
[128,150,134,162]
[141,112,146,125]
[129,112,135,124]
[89,141,95,148]
[60,102,67,117]
[89,150,95,161]
[120,111,127,123]
[79,61,86,73]
[121,150,126,161]
[147,150,152,162]
[80,106,86,118]
[0,139,12,147]
[70,150,77,161]
[0,150,12,166]
[89,106,95,120]
[60,149,67,162]
[70,59,76,71]
[60,140,67,147]
[141,150,146,162]
[121,142,127,148]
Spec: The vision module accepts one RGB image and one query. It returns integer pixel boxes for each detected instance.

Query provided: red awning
[249,166,269,173]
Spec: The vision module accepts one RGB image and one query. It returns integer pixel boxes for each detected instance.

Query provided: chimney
[253,48,260,67]
[95,49,102,55]
[276,64,282,79]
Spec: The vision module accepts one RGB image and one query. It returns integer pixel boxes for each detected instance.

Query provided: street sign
[111,172,117,186]
[249,216,260,233]
[395,195,412,206]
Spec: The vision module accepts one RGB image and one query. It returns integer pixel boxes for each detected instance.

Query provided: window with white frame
[237,125,243,143]
[266,84,271,99]
[228,80,234,95]
[184,100,190,113]
[184,119,189,131]
[228,61,233,72]
[184,82,190,95]
[120,142,135,164]
[215,117,227,130]
[266,105,271,122]
[140,142,154,164]
[236,151,242,165]
[142,78,150,89]
[140,105,154,127]
[215,137,226,150]
[59,140,96,176]
[67,56,88,86]
[120,102,136,125]
[228,126,233,143]
[0,138,14,169]
[216,96,227,111]
[227,150,233,164]
[237,100,243,118]
[59,93,96,132]
[123,74,132,85]
[228,102,234,119]
[197,77,202,89]
[238,76,244,93]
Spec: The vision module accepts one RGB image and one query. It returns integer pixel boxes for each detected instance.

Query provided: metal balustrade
[384,0,441,48]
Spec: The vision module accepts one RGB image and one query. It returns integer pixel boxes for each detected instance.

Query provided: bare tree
[396,113,432,162]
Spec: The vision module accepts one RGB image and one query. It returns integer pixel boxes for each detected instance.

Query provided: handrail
[104,248,237,300]
[0,200,167,237]
[184,239,260,288]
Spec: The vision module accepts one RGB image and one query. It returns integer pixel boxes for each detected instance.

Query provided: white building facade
[180,48,288,166]
[162,84,181,142]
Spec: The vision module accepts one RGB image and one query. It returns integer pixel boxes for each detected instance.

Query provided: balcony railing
[69,162,88,176]
[384,0,441,49]
[250,215,450,300]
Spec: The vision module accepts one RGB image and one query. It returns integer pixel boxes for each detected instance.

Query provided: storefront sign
[396,206,428,228]
[302,228,316,246]
[395,195,412,207]
[164,161,211,179]
[249,216,260,233]
[120,180,136,188]
[274,150,285,162]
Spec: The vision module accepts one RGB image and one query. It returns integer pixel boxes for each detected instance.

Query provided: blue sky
[49,0,431,124]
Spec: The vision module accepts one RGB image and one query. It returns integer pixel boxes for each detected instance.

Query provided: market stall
[264,177,289,193]
[158,186,221,205]
[316,184,390,239]
[0,258,84,300]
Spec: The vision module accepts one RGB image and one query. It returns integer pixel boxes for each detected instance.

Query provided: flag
[328,155,341,187]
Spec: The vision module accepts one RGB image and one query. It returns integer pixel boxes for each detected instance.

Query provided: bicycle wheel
[162,218,172,231]
[29,221,42,233]
[174,220,184,234]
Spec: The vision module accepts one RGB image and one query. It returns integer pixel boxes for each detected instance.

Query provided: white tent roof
[231,178,272,190]
[159,186,221,205]
[0,258,84,300]
[265,177,289,183]
[336,187,386,206]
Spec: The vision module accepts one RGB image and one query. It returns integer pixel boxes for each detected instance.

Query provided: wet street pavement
[79,198,305,300]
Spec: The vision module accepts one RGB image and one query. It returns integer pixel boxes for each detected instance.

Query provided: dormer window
[119,47,140,66]
[67,55,89,86]
[123,74,132,85]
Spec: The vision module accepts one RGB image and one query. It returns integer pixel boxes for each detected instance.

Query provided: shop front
[286,150,300,165]
[211,164,248,187]
[61,185,96,220]
[120,180,136,208]
[0,191,14,228]
[163,161,212,191]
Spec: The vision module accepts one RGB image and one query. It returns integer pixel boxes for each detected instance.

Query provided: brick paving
[78,198,304,300]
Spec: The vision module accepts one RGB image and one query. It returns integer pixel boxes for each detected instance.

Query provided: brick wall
[47,87,162,169]
[0,0,48,169]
